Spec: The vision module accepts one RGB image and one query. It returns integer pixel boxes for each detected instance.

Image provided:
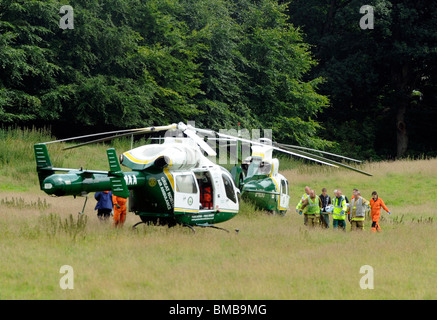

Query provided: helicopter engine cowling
[121,139,201,171]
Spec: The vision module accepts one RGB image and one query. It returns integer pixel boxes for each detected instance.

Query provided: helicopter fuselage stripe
[174,208,199,213]
[124,152,152,164]
[163,168,175,189]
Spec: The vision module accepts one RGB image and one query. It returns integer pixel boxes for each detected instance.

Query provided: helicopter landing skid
[183,224,196,233]
[195,223,232,233]
[132,221,146,229]
[201,225,230,233]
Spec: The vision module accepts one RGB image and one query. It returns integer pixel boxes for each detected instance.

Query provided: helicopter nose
[42,175,67,196]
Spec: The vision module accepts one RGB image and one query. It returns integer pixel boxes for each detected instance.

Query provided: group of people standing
[296,186,391,232]
[94,191,128,227]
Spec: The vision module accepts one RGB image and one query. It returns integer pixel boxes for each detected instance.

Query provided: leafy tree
[1,0,330,150]
[287,0,437,158]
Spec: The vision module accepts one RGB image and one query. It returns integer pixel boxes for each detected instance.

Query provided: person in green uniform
[332,189,347,231]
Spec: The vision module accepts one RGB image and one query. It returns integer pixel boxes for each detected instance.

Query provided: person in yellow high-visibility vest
[332,189,348,231]
[300,190,323,228]
[347,191,370,231]
[296,186,311,226]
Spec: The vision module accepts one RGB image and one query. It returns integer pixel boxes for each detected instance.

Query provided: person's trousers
[305,214,317,227]
[351,220,364,231]
[113,209,126,227]
[333,219,346,231]
[371,220,382,232]
[320,213,330,228]
[97,209,111,221]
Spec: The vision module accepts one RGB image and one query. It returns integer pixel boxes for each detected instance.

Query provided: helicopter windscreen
[246,158,272,177]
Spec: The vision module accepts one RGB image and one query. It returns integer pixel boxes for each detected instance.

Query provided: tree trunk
[396,102,408,158]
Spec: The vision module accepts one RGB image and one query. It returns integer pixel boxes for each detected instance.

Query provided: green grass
[0,128,436,299]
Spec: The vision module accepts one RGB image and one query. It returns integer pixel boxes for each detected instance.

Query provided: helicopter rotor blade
[177,122,217,157]
[275,142,362,163]
[61,124,178,150]
[63,130,146,150]
[214,131,338,168]
[201,128,372,174]
[278,144,373,176]
[45,127,160,145]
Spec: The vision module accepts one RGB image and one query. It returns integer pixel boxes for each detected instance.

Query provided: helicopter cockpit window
[247,158,271,177]
[258,161,272,175]
[246,158,260,177]
[176,174,198,194]
[222,174,237,203]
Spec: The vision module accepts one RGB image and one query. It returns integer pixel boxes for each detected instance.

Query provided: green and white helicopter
[34,122,371,231]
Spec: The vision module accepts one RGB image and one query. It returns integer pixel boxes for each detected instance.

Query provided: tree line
[1,0,436,159]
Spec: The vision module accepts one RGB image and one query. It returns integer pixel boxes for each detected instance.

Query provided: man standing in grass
[370,191,391,232]
[332,189,348,231]
[112,195,128,228]
[296,186,311,226]
[300,190,323,228]
[348,191,370,231]
[94,191,113,221]
[319,187,331,228]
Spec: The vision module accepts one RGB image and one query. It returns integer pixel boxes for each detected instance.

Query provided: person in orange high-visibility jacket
[112,195,128,228]
[369,191,391,232]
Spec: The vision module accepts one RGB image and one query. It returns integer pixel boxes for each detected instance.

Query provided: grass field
[0,129,436,299]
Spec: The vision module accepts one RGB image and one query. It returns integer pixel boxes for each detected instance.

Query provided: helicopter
[34,122,372,230]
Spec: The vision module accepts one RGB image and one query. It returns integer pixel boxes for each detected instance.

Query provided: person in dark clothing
[95,191,113,221]
[319,188,332,228]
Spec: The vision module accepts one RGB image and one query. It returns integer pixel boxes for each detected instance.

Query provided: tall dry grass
[0,128,436,299]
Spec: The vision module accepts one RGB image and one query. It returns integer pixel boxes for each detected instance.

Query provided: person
[348,191,370,231]
[319,187,331,228]
[199,176,213,210]
[350,188,358,201]
[300,190,323,228]
[296,186,311,226]
[94,191,113,221]
[332,189,348,231]
[112,194,128,228]
[370,191,391,232]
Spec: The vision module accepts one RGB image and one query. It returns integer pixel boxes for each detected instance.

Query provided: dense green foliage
[1,0,436,158]
[0,0,329,148]
[287,0,437,159]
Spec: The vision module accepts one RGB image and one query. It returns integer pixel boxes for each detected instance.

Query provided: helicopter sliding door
[173,172,200,214]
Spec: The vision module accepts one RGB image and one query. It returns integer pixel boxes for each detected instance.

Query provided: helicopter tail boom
[34,144,144,197]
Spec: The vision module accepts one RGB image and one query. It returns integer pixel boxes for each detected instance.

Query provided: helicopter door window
[281,179,288,194]
[222,174,237,203]
[176,175,198,194]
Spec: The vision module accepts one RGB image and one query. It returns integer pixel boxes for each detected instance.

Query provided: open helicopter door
[279,178,290,211]
[173,172,200,215]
